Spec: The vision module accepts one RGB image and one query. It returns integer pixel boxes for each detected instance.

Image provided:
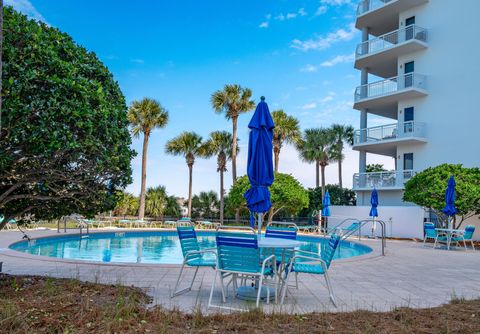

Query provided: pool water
[10,231,372,264]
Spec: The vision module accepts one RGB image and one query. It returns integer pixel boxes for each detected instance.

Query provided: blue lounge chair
[423,223,447,248]
[281,233,341,306]
[208,226,277,310]
[451,225,476,251]
[265,222,298,286]
[171,226,216,297]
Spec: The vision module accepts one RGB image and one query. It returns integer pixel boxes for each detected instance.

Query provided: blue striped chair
[265,222,298,286]
[423,223,447,248]
[451,225,476,251]
[171,226,216,297]
[208,227,277,310]
[281,233,341,306]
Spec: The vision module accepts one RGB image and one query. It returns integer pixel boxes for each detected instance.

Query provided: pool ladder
[57,215,90,238]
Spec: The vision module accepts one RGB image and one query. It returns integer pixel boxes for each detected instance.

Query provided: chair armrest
[291,249,321,258]
[291,254,328,270]
[185,249,217,260]
[261,254,276,274]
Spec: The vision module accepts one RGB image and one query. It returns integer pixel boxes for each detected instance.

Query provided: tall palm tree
[192,191,219,219]
[145,186,167,218]
[128,98,169,220]
[297,128,337,200]
[200,131,236,224]
[331,124,354,188]
[211,84,255,183]
[0,0,3,137]
[272,110,301,172]
[165,131,203,217]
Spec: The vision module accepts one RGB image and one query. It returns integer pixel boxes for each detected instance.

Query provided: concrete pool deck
[0,228,479,314]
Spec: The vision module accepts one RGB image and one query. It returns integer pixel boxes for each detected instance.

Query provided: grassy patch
[0,274,479,333]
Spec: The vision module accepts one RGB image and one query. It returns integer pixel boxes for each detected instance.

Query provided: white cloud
[259,21,269,28]
[301,102,317,110]
[266,13,272,20]
[320,0,352,5]
[321,53,355,67]
[275,14,285,21]
[130,58,145,64]
[298,8,307,16]
[286,13,297,19]
[5,0,47,23]
[320,95,334,103]
[315,6,328,16]
[291,23,357,51]
[300,64,318,73]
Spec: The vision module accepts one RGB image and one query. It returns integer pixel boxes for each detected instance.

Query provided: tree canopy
[226,173,309,221]
[298,185,356,218]
[403,164,480,228]
[0,7,135,225]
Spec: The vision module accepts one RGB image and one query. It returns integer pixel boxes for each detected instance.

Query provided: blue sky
[8,0,392,198]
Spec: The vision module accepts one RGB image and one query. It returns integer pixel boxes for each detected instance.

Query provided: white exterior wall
[330,205,425,239]
[355,0,480,206]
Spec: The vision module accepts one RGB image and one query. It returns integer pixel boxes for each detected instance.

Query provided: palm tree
[272,110,301,172]
[164,196,181,218]
[192,191,219,219]
[0,0,4,137]
[297,128,337,200]
[200,131,236,223]
[145,186,167,218]
[165,132,203,217]
[211,84,255,183]
[331,124,354,188]
[128,98,169,220]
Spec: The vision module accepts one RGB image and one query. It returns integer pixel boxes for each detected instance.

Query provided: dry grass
[0,274,479,333]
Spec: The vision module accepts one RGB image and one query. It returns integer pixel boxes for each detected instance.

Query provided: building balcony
[356,0,429,36]
[353,170,416,190]
[355,25,428,78]
[353,73,428,117]
[353,121,427,156]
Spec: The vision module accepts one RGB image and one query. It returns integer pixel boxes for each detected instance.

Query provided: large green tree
[128,98,168,220]
[165,131,203,217]
[211,84,255,182]
[227,173,309,222]
[200,131,235,223]
[113,191,139,217]
[298,185,356,218]
[297,128,337,200]
[272,110,301,172]
[331,124,354,188]
[0,7,135,227]
[403,164,480,228]
[191,191,219,219]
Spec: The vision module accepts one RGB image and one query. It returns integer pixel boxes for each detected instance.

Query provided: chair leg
[463,240,467,251]
[471,240,475,251]
[219,272,227,303]
[171,262,187,298]
[281,270,291,304]
[434,237,438,249]
[208,270,218,309]
[323,271,337,307]
[256,275,264,308]
[189,266,199,290]
[295,272,299,289]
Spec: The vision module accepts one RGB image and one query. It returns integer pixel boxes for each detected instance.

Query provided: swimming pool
[9,231,372,264]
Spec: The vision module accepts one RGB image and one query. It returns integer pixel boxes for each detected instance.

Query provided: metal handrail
[359,219,386,256]
[353,170,416,189]
[356,25,427,57]
[357,0,394,16]
[57,215,90,237]
[354,121,426,145]
[354,73,427,101]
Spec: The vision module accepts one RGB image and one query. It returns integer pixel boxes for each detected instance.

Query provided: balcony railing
[354,121,426,145]
[353,170,416,189]
[357,0,394,16]
[356,25,428,57]
[354,73,427,102]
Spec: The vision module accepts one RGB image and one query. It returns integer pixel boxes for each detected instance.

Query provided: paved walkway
[0,229,479,314]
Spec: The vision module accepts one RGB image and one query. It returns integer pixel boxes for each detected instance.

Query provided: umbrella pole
[371,216,376,238]
[258,213,263,239]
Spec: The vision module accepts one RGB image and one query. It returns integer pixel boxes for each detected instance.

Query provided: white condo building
[351,0,480,206]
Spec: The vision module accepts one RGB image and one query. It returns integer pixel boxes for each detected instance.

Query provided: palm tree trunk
[274,145,280,172]
[315,160,320,188]
[338,158,343,188]
[188,164,193,218]
[231,116,238,182]
[0,0,3,138]
[321,164,326,200]
[138,133,149,220]
[219,169,224,224]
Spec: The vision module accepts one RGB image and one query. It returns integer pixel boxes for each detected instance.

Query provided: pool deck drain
[0,229,479,314]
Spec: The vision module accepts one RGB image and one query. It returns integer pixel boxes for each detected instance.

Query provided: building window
[404,107,414,133]
[404,153,414,170]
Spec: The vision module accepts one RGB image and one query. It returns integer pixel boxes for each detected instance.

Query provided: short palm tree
[272,110,301,172]
[145,186,167,218]
[165,131,203,217]
[200,131,236,224]
[331,124,354,188]
[211,84,255,183]
[297,128,337,200]
[128,98,169,220]
[192,191,219,218]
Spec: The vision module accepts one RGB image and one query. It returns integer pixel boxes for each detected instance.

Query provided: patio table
[435,228,463,250]
[236,237,301,301]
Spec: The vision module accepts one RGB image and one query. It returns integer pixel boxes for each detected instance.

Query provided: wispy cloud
[320,0,352,5]
[300,64,318,73]
[130,58,145,64]
[315,6,328,16]
[298,8,307,16]
[321,53,355,67]
[301,102,317,110]
[5,0,47,23]
[259,21,269,28]
[291,23,357,51]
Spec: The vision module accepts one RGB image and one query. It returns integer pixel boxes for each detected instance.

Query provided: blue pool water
[9,231,372,264]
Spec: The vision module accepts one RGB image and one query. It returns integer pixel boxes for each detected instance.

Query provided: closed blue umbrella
[322,190,331,217]
[369,188,379,217]
[442,176,457,228]
[244,96,275,233]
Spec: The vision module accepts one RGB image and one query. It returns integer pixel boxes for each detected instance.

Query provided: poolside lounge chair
[423,223,447,248]
[163,220,178,228]
[208,226,277,310]
[281,233,341,306]
[197,220,220,229]
[177,217,192,227]
[451,225,476,251]
[171,226,216,297]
